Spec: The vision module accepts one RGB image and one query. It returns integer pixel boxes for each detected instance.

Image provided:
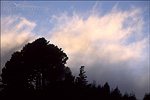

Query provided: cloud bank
[1,4,149,99]
[49,5,149,99]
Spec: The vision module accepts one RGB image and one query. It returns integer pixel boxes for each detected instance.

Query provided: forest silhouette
[0,37,149,100]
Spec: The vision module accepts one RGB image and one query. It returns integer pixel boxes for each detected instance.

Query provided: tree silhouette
[129,92,136,100]
[143,93,150,100]
[103,82,110,93]
[122,92,129,100]
[75,66,88,88]
[1,38,68,92]
[101,82,110,99]
[0,37,139,99]
[111,87,122,100]
[63,67,75,87]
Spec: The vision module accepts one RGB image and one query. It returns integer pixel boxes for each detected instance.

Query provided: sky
[1,1,150,99]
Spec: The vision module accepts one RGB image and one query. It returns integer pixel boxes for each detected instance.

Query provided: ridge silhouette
[0,37,149,100]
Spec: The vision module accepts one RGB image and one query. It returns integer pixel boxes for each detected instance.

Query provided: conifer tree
[76,66,88,88]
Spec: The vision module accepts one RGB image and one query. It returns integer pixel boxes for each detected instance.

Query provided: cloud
[1,3,149,99]
[49,5,147,64]
[1,15,36,70]
[48,5,149,99]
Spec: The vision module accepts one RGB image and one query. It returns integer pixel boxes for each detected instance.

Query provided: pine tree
[76,66,88,88]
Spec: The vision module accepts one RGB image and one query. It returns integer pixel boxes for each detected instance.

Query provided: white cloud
[1,15,36,55]
[1,15,36,69]
[50,5,147,64]
[48,5,149,98]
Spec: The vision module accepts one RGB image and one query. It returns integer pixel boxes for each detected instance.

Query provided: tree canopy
[1,37,68,91]
[0,37,147,100]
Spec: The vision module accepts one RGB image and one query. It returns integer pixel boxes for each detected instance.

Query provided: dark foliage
[0,37,145,100]
[75,66,88,88]
[1,38,68,92]
[143,93,150,100]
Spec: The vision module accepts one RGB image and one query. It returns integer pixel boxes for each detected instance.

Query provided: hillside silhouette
[0,37,149,100]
